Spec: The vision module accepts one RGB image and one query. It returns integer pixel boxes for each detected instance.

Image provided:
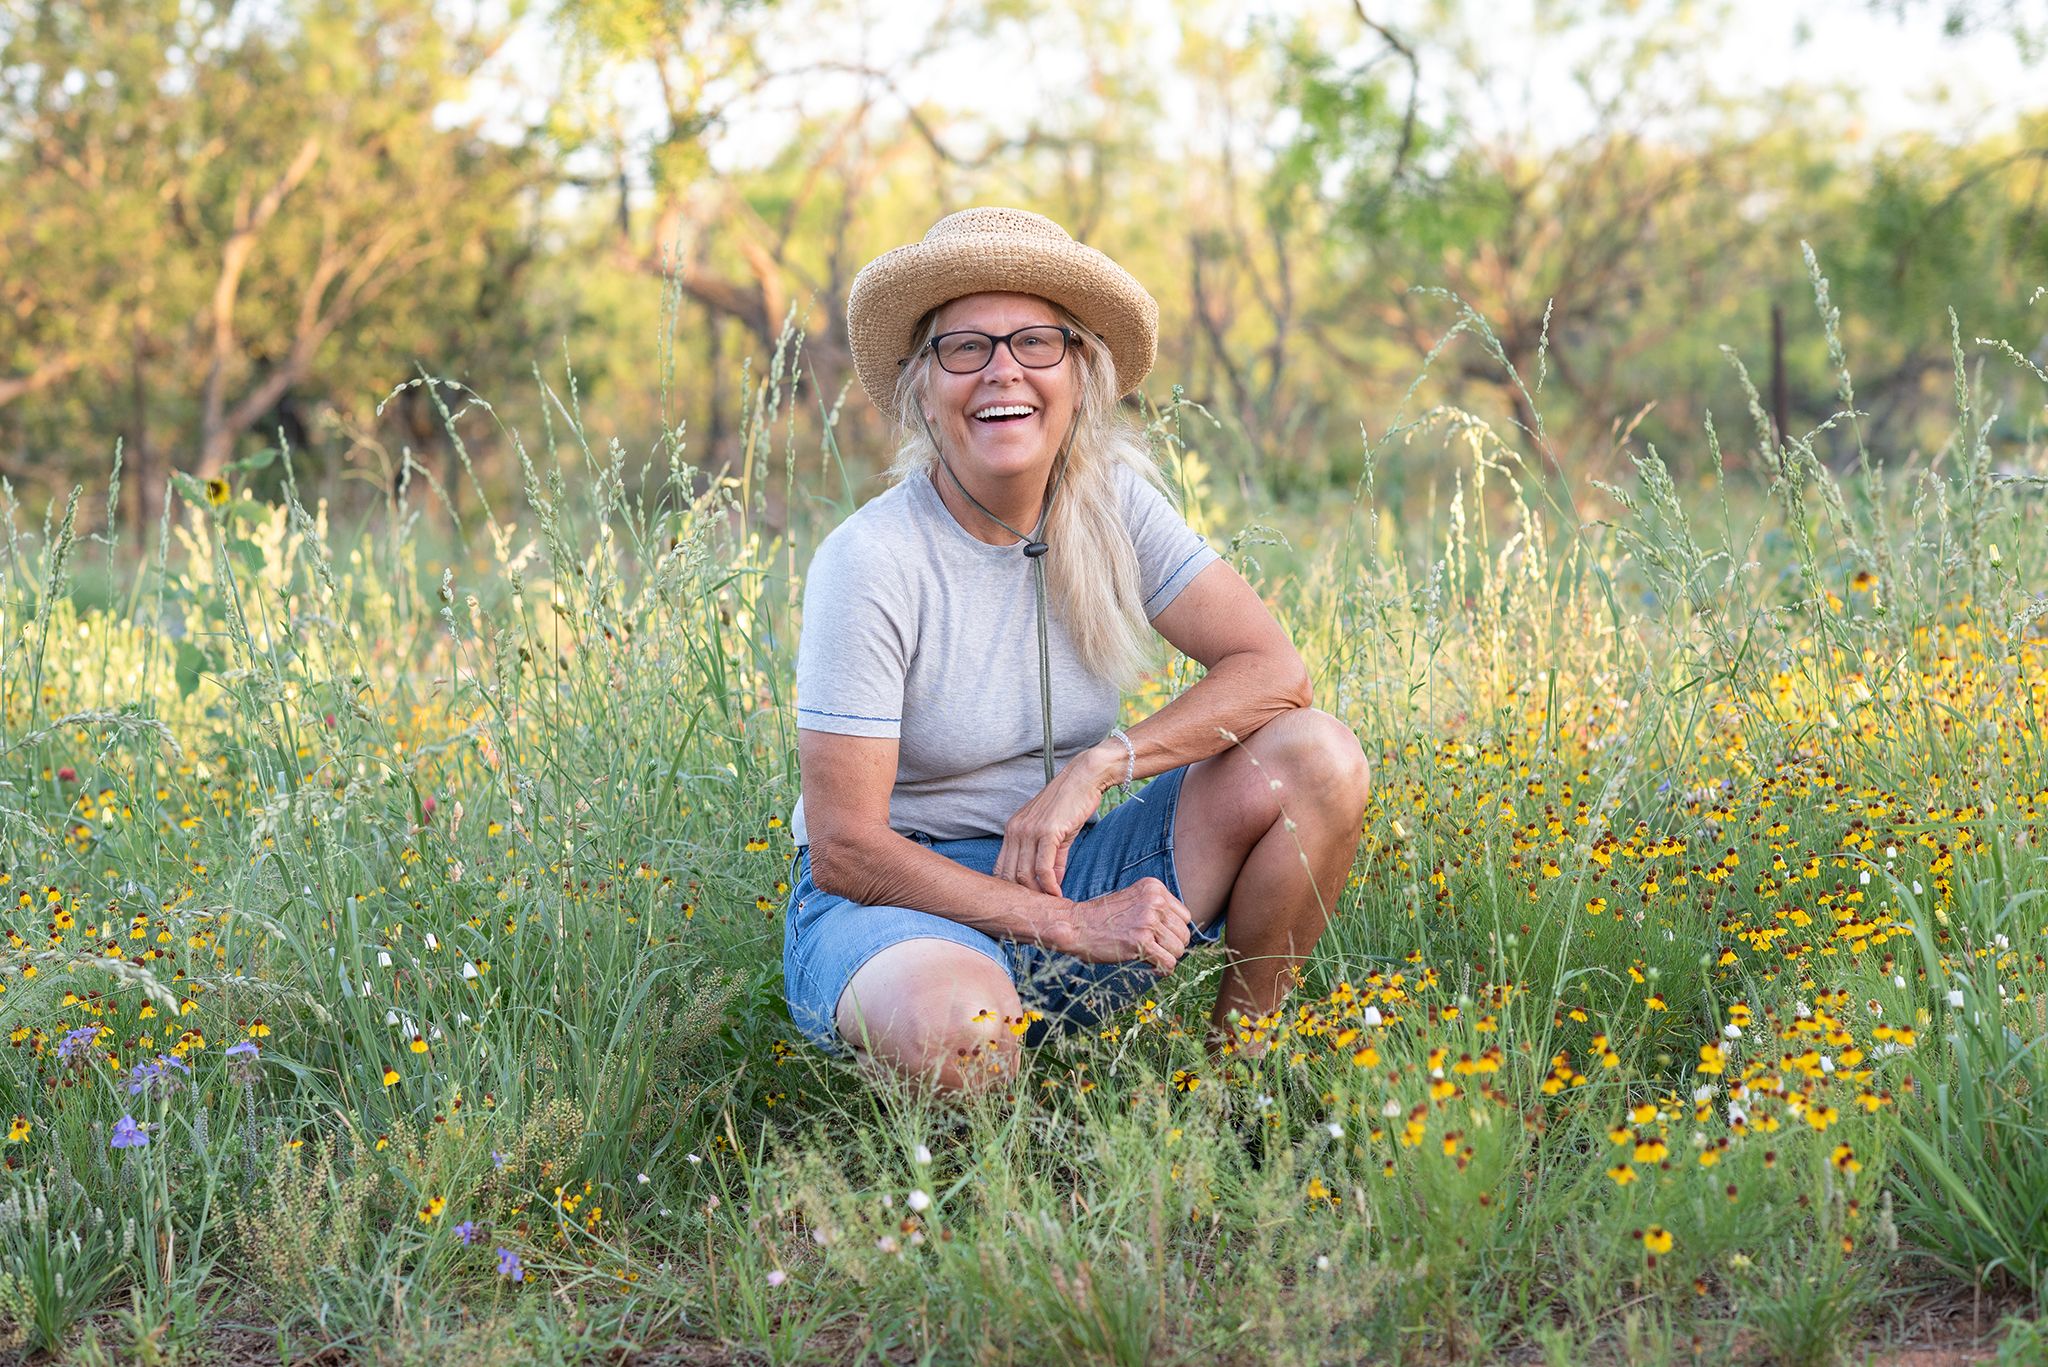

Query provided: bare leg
[1169,708,1371,1045]
[836,938,1024,1093]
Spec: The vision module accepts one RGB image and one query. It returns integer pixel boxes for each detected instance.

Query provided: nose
[980,337,1028,382]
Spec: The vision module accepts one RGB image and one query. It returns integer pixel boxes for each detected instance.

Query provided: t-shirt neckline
[910,469,1037,557]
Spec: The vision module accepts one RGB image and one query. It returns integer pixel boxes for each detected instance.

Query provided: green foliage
[0,203,2046,1362]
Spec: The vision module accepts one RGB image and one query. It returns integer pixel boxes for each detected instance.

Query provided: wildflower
[6,1117,27,1142]
[765,1268,787,1287]
[1606,1163,1637,1186]
[1630,1102,1658,1125]
[383,1066,400,1087]
[496,1247,524,1281]
[1171,1069,1200,1093]
[454,1220,478,1244]
[492,1149,508,1169]
[225,1039,259,1059]
[111,1115,149,1149]
[204,477,231,506]
[56,1025,98,1063]
[1642,1226,1674,1255]
[1831,1144,1861,1174]
[419,1196,446,1222]
[906,1190,931,1213]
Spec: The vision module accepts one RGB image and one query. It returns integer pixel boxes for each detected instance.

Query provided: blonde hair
[889,303,1163,685]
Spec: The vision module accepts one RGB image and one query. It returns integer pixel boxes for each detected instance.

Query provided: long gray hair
[888,303,1164,685]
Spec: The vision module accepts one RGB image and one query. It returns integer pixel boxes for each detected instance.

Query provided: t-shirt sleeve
[1121,466,1221,619]
[794,526,911,738]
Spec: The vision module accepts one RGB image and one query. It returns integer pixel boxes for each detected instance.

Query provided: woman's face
[921,292,1080,488]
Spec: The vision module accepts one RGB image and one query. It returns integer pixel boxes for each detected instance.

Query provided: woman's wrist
[1081,737,1132,794]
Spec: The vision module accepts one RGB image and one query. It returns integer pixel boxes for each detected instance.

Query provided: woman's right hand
[1054,877,1193,975]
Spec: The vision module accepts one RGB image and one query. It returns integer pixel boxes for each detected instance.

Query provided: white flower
[1819,1056,1835,1074]
[1382,1099,1402,1118]
[1913,881,1923,895]
[385,1010,400,1026]
[425,933,439,951]
[1723,1023,1742,1039]
[1362,1006,1383,1026]
[1995,933,2010,950]
[1325,1122,1344,1140]
[913,1144,932,1165]
[765,1269,786,1287]
[1316,1255,1332,1272]
[1893,975,1907,989]
[686,1153,702,1165]
[1859,870,1870,885]
[1948,989,1966,1008]
[637,1172,650,1185]
[1693,1084,1716,1103]
[462,961,479,980]
[906,1189,931,1213]
[378,950,393,968]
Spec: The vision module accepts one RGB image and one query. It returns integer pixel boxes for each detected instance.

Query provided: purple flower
[496,1247,523,1281]
[110,1115,149,1150]
[126,1054,192,1098]
[491,1149,506,1170]
[56,1026,97,1063]
[225,1040,259,1059]
[454,1221,477,1245]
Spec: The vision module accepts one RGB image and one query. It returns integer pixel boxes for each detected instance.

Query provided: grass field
[1,294,2046,1365]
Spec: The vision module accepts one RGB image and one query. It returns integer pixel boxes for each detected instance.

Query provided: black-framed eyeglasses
[909,325,1075,375]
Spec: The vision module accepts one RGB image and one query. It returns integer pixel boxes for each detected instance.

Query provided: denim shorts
[782,765,1222,1055]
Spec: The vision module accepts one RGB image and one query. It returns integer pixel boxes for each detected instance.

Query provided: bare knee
[836,940,1023,1093]
[1254,708,1370,815]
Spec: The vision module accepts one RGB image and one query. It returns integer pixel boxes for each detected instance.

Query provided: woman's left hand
[996,743,1122,895]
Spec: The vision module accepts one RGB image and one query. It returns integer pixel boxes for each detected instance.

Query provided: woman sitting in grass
[784,207,1370,1091]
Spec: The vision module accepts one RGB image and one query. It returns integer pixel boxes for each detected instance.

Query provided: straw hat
[846,207,1158,414]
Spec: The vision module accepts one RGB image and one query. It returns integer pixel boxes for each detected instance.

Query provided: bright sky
[461,0,2039,190]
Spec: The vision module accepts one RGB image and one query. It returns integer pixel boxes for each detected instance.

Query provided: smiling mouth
[972,404,1038,425]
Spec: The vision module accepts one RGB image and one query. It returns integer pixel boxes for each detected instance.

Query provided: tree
[0,0,554,527]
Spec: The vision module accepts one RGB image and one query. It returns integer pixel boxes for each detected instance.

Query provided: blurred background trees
[2,0,2043,524]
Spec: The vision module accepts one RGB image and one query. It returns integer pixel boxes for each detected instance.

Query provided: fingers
[1031,841,1062,897]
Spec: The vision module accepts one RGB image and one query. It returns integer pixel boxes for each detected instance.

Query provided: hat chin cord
[914,407,1080,787]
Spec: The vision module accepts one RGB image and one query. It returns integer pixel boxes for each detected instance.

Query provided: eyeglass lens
[932,327,1069,374]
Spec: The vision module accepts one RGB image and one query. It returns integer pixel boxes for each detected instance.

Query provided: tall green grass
[0,265,2042,1362]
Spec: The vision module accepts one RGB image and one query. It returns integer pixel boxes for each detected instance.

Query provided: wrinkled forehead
[929,291,1063,334]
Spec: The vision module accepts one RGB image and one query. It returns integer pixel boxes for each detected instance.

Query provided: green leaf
[174,641,215,699]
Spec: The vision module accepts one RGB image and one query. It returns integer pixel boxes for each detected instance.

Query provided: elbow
[1275,650,1314,713]
[806,827,885,902]
[806,833,858,900]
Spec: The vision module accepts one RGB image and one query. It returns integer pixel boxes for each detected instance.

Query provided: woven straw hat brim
[847,208,1159,414]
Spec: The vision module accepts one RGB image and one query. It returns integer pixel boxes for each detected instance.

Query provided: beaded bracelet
[1107,726,1140,802]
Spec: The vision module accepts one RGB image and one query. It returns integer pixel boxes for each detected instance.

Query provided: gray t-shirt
[791,463,1219,844]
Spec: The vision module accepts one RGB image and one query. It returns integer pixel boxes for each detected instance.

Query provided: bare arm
[800,729,1189,973]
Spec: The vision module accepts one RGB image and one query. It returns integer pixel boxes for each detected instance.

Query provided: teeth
[974,405,1036,420]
